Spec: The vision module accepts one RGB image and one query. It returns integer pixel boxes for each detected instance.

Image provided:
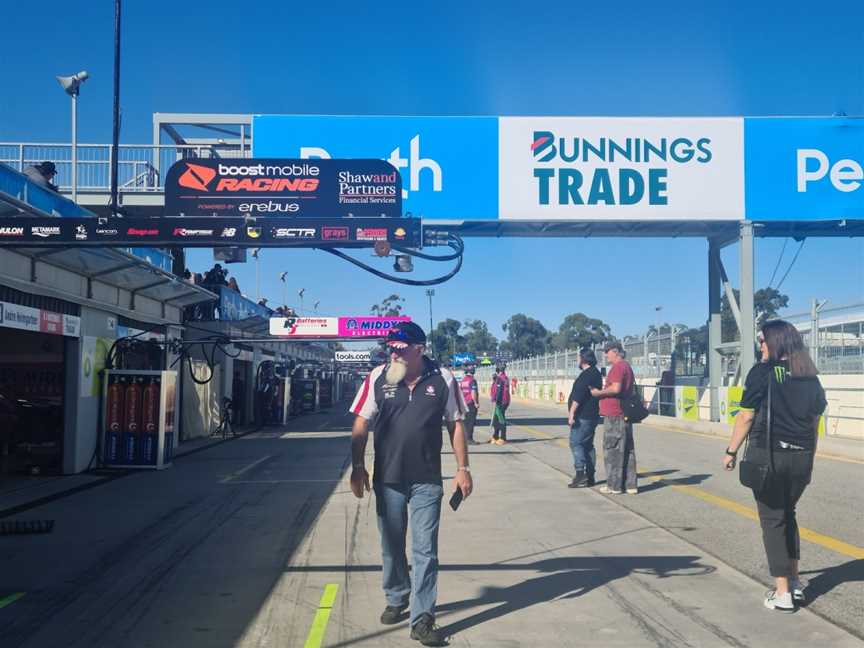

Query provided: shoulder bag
[739,375,775,492]
[621,375,649,423]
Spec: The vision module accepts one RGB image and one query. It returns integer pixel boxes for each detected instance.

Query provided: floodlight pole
[110,0,122,215]
[71,92,78,202]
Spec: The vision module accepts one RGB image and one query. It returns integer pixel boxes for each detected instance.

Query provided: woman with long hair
[723,320,826,613]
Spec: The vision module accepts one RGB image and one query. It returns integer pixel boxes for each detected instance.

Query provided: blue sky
[2,0,862,341]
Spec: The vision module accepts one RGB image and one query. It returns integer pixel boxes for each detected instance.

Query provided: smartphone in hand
[449,488,464,511]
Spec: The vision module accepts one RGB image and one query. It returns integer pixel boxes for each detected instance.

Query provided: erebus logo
[272,227,316,238]
[178,163,217,191]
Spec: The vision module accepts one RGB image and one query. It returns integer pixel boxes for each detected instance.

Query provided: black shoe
[568,471,589,488]
[380,603,408,625]
[410,614,446,646]
[587,474,596,487]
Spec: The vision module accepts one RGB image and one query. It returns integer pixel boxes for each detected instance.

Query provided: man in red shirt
[590,342,638,494]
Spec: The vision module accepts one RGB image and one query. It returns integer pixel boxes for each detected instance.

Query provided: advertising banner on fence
[338,316,411,338]
[165,158,401,218]
[744,117,864,221]
[499,117,745,221]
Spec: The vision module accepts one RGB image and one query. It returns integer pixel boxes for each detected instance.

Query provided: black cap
[386,321,426,347]
[39,161,57,175]
[604,341,624,353]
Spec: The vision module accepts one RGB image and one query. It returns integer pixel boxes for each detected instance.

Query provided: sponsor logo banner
[322,226,349,240]
[165,158,401,218]
[31,226,61,238]
[335,350,373,363]
[253,115,499,220]
[0,300,80,337]
[499,117,744,220]
[338,317,411,337]
[172,227,214,237]
[269,317,339,337]
[272,227,316,239]
[744,118,864,221]
[127,227,159,237]
[356,227,388,241]
[0,226,24,236]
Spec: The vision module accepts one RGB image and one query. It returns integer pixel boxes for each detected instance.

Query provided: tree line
[369,287,789,363]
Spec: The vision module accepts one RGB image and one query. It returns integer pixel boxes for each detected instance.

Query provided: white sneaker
[764,589,796,613]
[626,488,638,495]
[791,578,807,602]
[599,485,622,494]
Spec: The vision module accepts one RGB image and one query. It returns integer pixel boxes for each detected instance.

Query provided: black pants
[463,403,477,441]
[753,449,814,577]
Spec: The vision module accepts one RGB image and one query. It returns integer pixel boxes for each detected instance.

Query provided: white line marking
[222,479,343,485]
[219,455,274,483]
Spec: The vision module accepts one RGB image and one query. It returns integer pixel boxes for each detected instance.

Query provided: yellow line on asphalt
[0,592,25,609]
[510,397,864,465]
[304,583,339,648]
[513,423,864,560]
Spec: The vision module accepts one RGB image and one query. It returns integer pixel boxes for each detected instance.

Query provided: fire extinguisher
[124,377,143,435]
[106,375,125,433]
[142,378,160,434]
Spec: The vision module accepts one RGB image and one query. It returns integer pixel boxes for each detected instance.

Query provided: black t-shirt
[350,357,465,485]
[568,366,602,419]
[740,361,827,451]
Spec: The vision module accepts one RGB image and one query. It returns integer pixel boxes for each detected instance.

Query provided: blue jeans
[374,481,443,625]
[569,417,598,476]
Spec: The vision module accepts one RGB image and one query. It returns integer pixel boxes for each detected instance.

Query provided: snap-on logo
[178,163,217,191]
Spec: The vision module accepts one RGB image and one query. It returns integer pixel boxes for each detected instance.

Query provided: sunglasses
[757,336,765,345]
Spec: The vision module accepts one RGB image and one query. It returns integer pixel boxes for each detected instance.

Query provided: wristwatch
[457,466,471,473]
[725,448,738,457]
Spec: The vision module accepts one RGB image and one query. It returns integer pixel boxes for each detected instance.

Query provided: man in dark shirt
[350,321,471,646]
[566,348,603,488]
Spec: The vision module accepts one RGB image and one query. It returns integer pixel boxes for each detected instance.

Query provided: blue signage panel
[253,115,499,220]
[745,118,864,221]
[218,286,272,321]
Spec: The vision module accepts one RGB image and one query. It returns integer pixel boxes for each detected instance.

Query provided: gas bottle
[142,378,160,434]
[106,376,125,433]
[124,377,143,435]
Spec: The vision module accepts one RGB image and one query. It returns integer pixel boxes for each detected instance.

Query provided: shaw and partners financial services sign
[253,115,862,222]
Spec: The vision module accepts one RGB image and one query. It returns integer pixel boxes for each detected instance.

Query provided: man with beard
[350,321,472,646]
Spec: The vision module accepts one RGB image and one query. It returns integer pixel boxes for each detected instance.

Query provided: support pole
[71,93,78,203]
[708,240,723,420]
[739,222,756,381]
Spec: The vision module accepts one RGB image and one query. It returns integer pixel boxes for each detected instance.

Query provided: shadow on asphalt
[637,474,712,493]
[313,555,714,647]
[800,559,864,605]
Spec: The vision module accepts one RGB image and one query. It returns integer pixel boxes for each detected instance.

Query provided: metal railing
[0,143,250,193]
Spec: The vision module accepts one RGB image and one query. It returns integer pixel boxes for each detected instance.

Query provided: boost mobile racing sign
[165,158,401,218]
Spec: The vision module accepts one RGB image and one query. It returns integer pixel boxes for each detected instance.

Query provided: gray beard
[385,360,408,385]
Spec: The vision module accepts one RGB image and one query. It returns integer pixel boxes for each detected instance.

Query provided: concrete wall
[500,373,863,440]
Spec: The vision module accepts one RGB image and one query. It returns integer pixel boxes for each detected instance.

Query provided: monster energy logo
[774,366,787,383]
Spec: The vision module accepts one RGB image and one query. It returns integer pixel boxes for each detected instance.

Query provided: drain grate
[0,519,55,535]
